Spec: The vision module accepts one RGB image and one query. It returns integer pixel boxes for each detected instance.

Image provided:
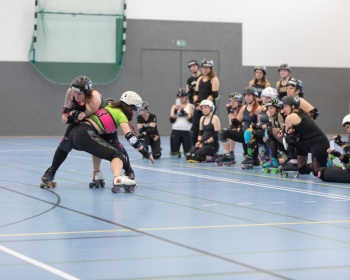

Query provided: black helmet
[188,60,199,68]
[281,95,300,109]
[71,75,93,94]
[243,86,258,97]
[287,78,303,91]
[201,59,214,68]
[140,101,149,110]
[279,63,291,72]
[177,88,188,97]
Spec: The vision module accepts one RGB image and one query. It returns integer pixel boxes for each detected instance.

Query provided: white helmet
[200,99,215,111]
[342,114,350,126]
[261,87,278,99]
[120,91,142,107]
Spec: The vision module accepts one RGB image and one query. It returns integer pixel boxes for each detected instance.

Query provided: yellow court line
[1,220,350,238]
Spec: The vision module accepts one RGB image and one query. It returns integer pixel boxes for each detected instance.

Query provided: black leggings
[170,129,192,153]
[69,124,125,165]
[319,166,350,183]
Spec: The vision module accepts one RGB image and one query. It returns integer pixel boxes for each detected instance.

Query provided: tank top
[89,106,128,134]
[257,107,269,125]
[242,106,257,131]
[293,110,328,145]
[202,115,219,147]
[277,77,291,99]
[72,90,106,112]
[198,79,214,103]
[173,103,192,131]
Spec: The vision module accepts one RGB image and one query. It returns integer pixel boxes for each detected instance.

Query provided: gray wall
[0,19,348,136]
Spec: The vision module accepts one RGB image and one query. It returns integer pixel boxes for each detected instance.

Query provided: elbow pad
[211,91,219,99]
[169,117,176,123]
[125,132,142,149]
[309,108,319,120]
[212,131,219,140]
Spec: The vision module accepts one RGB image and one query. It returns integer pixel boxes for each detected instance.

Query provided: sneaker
[113,176,136,186]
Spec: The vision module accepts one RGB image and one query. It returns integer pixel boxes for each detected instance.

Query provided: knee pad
[244,128,253,143]
[153,152,161,159]
[219,129,228,143]
[191,154,205,162]
[59,137,73,153]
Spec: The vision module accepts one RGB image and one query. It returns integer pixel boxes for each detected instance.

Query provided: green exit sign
[176,40,186,47]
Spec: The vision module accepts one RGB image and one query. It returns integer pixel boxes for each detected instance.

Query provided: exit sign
[176,40,186,47]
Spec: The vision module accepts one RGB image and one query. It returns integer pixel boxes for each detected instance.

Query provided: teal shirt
[89,105,128,133]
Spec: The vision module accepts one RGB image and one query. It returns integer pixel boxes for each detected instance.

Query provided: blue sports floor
[0,136,349,280]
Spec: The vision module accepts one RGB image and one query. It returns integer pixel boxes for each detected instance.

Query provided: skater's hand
[62,114,69,123]
[333,135,345,147]
[149,154,155,165]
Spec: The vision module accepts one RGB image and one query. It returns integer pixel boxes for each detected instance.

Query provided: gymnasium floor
[0,136,349,280]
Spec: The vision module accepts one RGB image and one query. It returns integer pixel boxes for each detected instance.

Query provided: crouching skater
[68,91,154,193]
[186,100,221,163]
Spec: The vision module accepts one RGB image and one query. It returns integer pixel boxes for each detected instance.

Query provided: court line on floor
[131,165,350,201]
[1,219,350,238]
[0,245,79,280]
[166,162,350,190]
[0,185,291,280]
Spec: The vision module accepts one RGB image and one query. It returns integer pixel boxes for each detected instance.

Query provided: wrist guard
[125,132,142,149]
[139,147,151,159]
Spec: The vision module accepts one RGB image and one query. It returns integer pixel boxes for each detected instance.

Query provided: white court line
[0,245,79,280]
[132,165,350,201]
[69,155,350,201]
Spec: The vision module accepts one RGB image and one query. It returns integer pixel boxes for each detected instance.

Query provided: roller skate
[124,167,135,180]
[170,151,181,159]
[215,152,236,166]
[111,176,137,193]
[40,167,57,188]
[258,145,270,165]
[241,156,259,170]
[89,171,105,188]
[280,162,299,178]
[262,158,280,174]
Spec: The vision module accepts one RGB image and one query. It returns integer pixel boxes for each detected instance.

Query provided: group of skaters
[40,61,350,190]
[169,61,350,183]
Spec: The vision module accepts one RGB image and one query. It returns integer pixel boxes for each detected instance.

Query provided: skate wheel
[218,162,223,166]
[89,182,94,188]
[293,172,299,178]
[227,162,232,166]
[40,182,46,188]
[51,182,57,188]
[111,186,121,193]
[263,168,269,173]
[282,172,288,178]
[95,181,100,188]
[100,181,105,188]
[272,168,279,174]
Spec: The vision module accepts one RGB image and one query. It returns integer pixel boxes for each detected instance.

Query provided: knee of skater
[153,153,161,159]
